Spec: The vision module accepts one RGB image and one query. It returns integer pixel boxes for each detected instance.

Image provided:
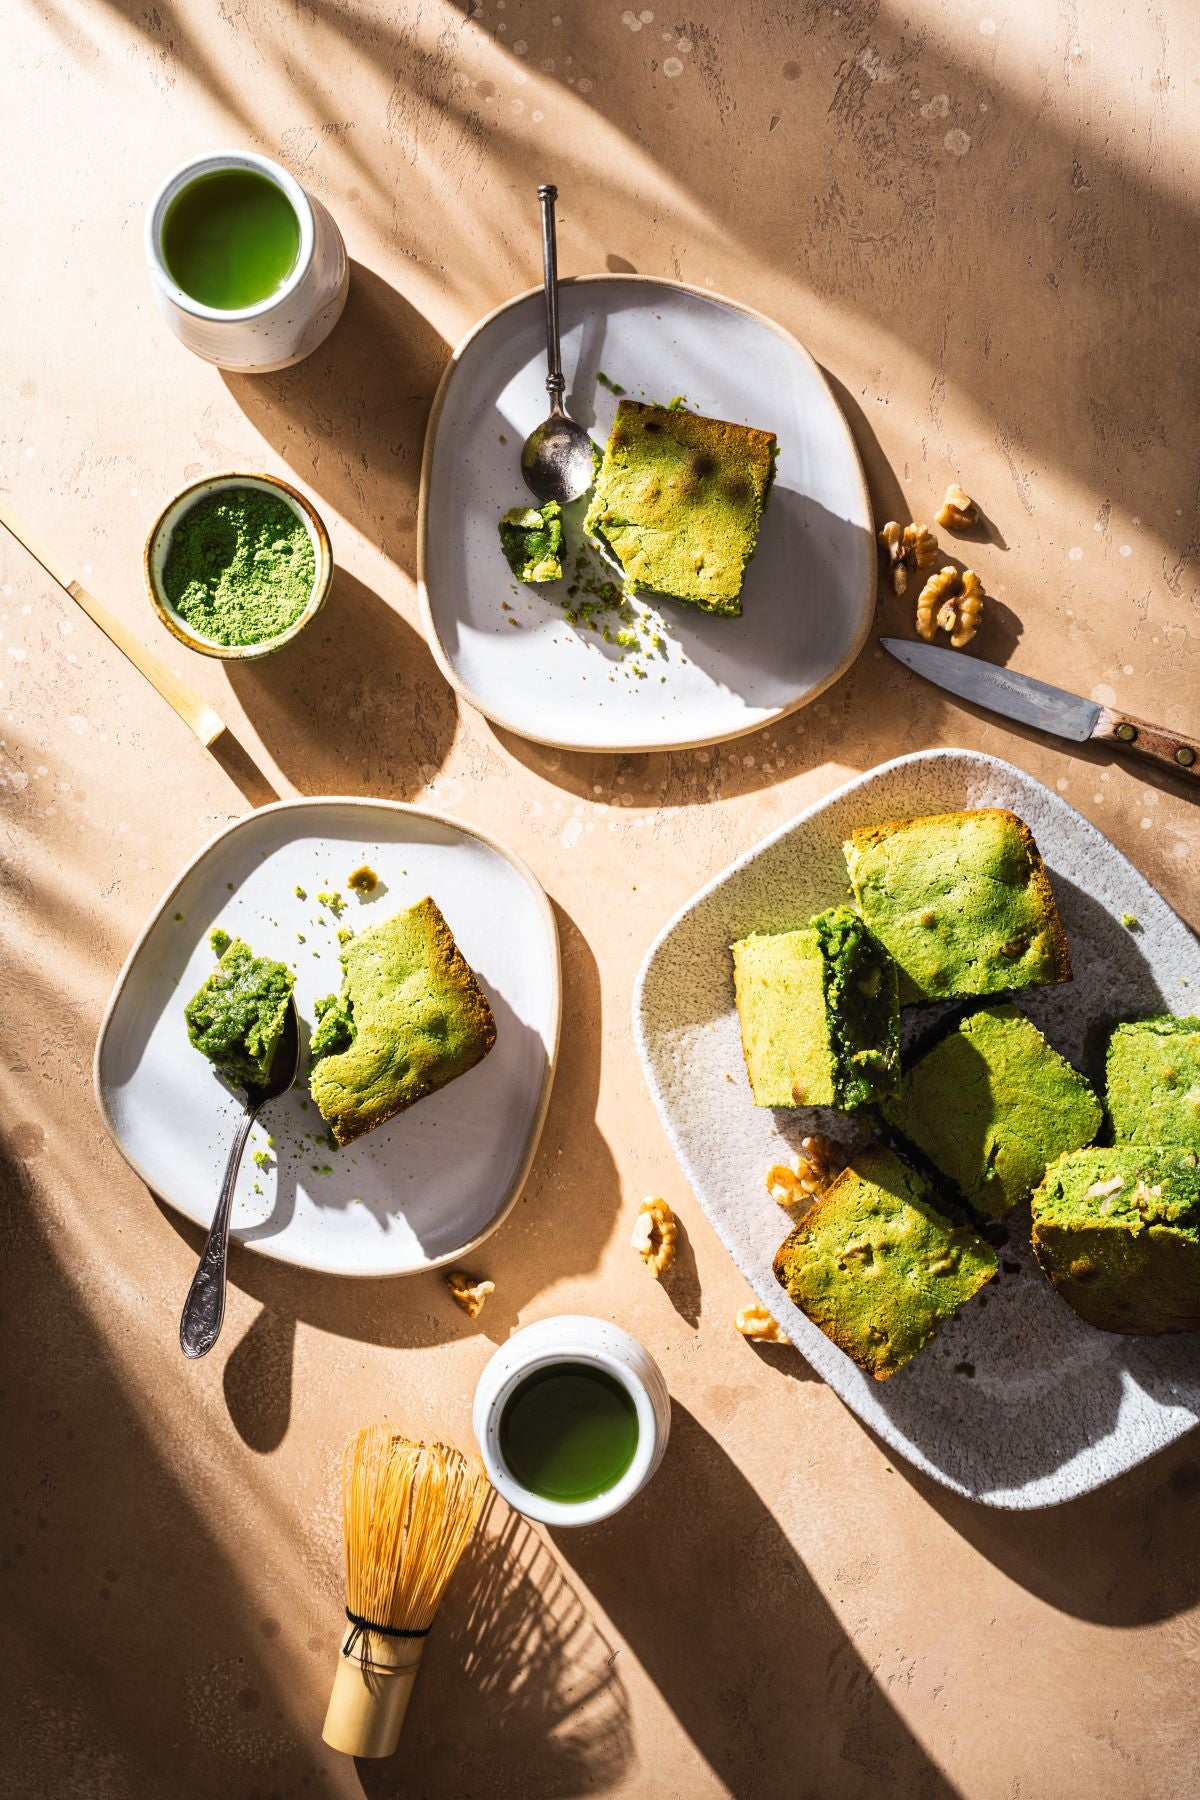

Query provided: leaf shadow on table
[357,1496,634,1800]
[552,1401,959,1800]
[166,900,622,1450]
[223,261,447,575]
[224,568,459,798]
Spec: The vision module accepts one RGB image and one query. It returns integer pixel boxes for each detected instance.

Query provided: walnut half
[879,520,939,595]
[632,1196,678,1278]
[445,1271,495,1319]
[766,1135,846,1211]
[735,1303,788,1344]
[936,483,979,530]
[916,566,984,649]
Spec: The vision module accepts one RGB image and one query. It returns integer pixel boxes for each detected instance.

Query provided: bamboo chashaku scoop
[323,1427,489,1759]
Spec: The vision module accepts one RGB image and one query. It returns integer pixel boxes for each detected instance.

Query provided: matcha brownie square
[1106,1016,1200,1151]
[883,1004,1102,1219]
[843,809,1072,1004]
[732,906,899,1111]
[498,502,563,583]
[185,933,294,1091]
[310,897,497,1146]
[583,400,777,616]
[773,1145,997,1380]
[1032,1146,1200,1334]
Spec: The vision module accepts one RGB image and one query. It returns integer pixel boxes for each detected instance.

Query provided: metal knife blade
[879,638,1101,743]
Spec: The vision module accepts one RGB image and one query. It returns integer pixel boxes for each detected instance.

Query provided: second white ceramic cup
[472,1315,671,1527]
[144,149,349,374]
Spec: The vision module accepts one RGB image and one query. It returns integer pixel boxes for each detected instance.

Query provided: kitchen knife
[880,638,1198,785]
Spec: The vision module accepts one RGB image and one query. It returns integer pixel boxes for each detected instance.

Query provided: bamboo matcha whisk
[323,1426,489,1759]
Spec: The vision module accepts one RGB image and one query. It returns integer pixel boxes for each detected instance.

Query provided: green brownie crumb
[499,502,563,583]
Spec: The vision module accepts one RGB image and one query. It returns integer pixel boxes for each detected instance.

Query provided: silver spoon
[521,183,595,504]
[179,998,300,1360]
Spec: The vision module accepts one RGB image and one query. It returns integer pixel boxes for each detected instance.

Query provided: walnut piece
[632,1196,677,1278]
[936,483,979,530]
[915,566,984,648]
[445,1271,495,1319]
[766,1135,846,1210]
[1085,1176,1125,1200]
[878,520,940,595]
[735,1303,788,1345]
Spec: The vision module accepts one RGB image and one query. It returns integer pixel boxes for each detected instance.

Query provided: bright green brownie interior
[185,935,294,1091]
[731,906,898,1111]
[310,896,497,1146]
[883,1004,1102,1219]
[844,809,1071,1003]
[1032,1146,1200,1334]
[498,502,563,582]
[773,1145,997,1380]
[1106,1016,1200,1150]
[583,400,777,616]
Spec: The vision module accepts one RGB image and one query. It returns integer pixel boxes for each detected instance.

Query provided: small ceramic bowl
[145,149,349,372]
[472,1315,671,1527]
[145,472,333,661]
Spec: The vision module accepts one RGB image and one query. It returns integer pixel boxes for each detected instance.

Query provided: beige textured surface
[2,2,1198,1796]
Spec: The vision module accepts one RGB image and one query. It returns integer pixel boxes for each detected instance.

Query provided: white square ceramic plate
[634,750,1200,1507]
[95,799,560,1277]
[418,275,874,753]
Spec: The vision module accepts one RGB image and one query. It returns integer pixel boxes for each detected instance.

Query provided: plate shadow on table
[552,1401,959,1800]
[223,261,447,574]
[874,1420,1200,1629]
[357,1496,633,1800]
[169,901,620,1451]
[225,567,459,798]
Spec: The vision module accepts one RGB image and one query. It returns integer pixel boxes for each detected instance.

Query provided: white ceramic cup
[472,1315,671,1527]
[144,149,349,373]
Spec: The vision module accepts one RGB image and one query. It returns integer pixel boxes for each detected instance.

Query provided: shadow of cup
[222,261,448,572]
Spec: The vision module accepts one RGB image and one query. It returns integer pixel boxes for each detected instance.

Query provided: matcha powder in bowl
[147,474,331,658]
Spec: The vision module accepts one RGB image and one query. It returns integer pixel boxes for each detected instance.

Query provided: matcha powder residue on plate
[163,486,316,646]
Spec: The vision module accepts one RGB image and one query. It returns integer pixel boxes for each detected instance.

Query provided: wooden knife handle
[1092,706,1200,784]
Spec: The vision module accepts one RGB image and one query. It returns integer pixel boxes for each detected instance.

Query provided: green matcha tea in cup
[473,1316,671,1526]
[145,150,348,372]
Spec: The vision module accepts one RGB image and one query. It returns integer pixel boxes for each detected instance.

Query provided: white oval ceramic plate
[94,799,560,1277]
[635,750,1200,1508]
[418,275,874,753]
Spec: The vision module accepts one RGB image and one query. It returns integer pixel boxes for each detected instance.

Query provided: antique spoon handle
[1090,706,1200,784]
[537,182,565,411]
[0,497,225,747]
[179,1102,257,1358]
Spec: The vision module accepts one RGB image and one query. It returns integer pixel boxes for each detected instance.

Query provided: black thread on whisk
[343,1607,432,1659]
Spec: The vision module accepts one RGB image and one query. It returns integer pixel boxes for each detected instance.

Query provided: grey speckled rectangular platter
[634,749,1200,1508]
